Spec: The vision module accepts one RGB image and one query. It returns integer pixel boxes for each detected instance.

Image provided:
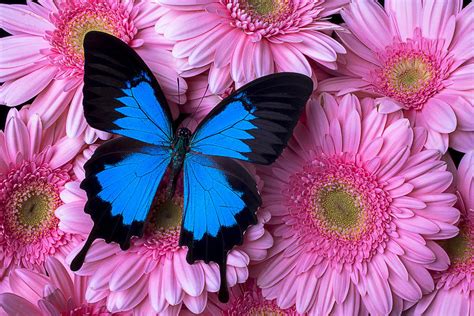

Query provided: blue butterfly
[71,31,313,302]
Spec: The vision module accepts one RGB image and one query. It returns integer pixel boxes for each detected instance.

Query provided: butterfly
[70,31,313,302]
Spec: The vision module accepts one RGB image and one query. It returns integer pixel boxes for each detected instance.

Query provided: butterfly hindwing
[190,73,313,164]
[180,153,260,261]
[83,31,173,146]
[180,152,260,300]
[70,137,171,270]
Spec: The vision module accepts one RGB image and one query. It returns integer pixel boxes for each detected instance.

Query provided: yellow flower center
[444,228,473,264]
[243,0,290,21]
[248,306,286,316]
[18,193,53,227]
[146,188,184,233]
[387,56,434,93]
[68,14,118,57]
[4,181,60,243]
[314,185,365,238]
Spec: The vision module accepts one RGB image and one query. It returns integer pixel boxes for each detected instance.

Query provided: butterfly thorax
[166,127,192,199]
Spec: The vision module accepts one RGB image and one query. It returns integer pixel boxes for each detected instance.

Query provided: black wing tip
[84,31,124,49]
[237,72,314,95]
[70,230,97,271]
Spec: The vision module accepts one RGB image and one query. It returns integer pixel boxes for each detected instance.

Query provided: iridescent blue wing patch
[71,138,171,271]
[71,32,175,271]
[82,31,173,146]
[180,152,260,301]
[190,73,313,164]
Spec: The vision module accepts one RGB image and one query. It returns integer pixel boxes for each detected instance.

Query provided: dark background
[0,0,467,165]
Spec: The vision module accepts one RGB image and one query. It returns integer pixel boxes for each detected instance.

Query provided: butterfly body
[166,127,192,199]
[71,31,313,302]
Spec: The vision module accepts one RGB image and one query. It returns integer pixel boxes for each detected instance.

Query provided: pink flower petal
[5,111,29,161]
[421,0,461,39]
[163,257,184,305]
[66,86,87,138]
[110,255,148,292]
[450,129,474,153]
[49,137,83,169]
[107,276,148,312]
[343,1,392,51]
[183,292,207,314]
[375,97,405,114]
[0,293,41,315]
[148,266,168,313]
[422,98,457,133]
[27,80,75,128]
[385,0,422,40]
[45,257,74,304]
[0,66,57,106]
[173,253,205,297]
[0,4,54,36]
[296,271,318,313]
[9,269,49,302]
[164,12,220,41]
[253,40,274,77]
[0,35,49,68]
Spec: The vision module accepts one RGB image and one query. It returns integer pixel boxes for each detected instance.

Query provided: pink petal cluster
[156,0,348,93]
[0,0,185,143]
[202,279,298,315]
[0,0,473,315]
[256,93,460,315]
[319,1,474,153]
[411,151,474,315]
[0,108,83,284]
[0,256,126,315]
[54,149,273,315]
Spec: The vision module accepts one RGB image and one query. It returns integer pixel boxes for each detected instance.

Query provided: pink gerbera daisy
[319,1,474,153]
[56,152,273,315]
[0,0,185,143]
[201,279,299,315]
[256,93,460,315]
[0,108,83,284]
[411,151,474,315]
[0,256,128,315]
[155,0,347,93]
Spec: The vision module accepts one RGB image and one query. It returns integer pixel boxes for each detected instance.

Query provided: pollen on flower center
[147,191,183,232]
[224,286,297,316]
[245,0,288,17]
[47,0,137,77]
[4,181,60,243]
[136,175,184,257]
[444,231,472,263]
[227,0,304,37]
[0,160,73,269]
[437,217,474,289]
[372,31,451,110]
[248,306,286,315]
[316,186,364,236]
[286,155,392,265]
[2,169,61,245]
[386,55,435,95]
[68,14,119,57]
[17,188,56,228]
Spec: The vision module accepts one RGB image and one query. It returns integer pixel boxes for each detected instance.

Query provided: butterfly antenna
[185,83,209,128]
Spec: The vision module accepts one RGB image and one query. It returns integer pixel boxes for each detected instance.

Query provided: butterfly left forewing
[83,31,174,146]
